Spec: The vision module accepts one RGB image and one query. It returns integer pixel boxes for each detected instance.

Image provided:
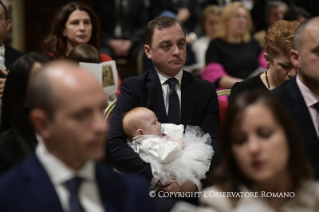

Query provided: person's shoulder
[100,53,112,62]
[185,71,216,89]
[271,77,295,97]
[200,186,234,211]
[4,45,24,57]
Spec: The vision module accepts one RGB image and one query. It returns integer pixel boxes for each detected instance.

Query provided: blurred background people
[230,20,299,101]
[0,52,52,175]
[93,0,148,64]
[201,2,265,92]
[192,5,221,70]
[254,1,289,47]
[41,2,121,96]
[201,91,315,211]
[284,6,311,23]
[68,44,111,107]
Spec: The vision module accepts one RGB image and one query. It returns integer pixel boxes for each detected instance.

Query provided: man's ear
[144,45,152,59]
[290,49,301,69]
[29,109,52,140]
[137,129,144,135]
[5,19,10,32]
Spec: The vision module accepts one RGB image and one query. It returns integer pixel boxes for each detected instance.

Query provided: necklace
[265,70,270,89]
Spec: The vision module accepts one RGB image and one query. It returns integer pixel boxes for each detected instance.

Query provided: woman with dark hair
[229,20,299,102]
[200,91,317,211]
[0,52,53,174]
[41,2,121,95]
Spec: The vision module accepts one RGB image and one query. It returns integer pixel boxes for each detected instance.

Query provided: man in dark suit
[94,0,148,63]
[108,16,220,196]
[272,17,319,178]
[0,1,24,97]
[0,61,152,212]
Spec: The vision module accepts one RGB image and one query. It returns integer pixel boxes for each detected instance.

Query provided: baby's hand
[178,140,185,149]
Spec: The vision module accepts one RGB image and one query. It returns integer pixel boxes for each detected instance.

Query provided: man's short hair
[265,1,288,19]
[28,65,57,119]
[0,1,8,20]
[293,18,312,51]
[144,16,185,46]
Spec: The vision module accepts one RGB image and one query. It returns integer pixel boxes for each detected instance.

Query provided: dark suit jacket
[0,155,153,212]
[0,129,35,175]
[108,67,220,182]
[272,77,319,178]
[4,45,24,74]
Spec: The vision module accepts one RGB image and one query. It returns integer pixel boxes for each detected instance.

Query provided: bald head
[28,60,101,119]
[123,107,149,138]
[293,17,319,51]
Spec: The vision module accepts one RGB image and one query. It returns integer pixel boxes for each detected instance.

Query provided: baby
[123,107,214,190]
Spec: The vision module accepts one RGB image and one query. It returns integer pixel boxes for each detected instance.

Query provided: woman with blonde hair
[201,2,266,90]
[192,5,221,70]
[229,20,299,101]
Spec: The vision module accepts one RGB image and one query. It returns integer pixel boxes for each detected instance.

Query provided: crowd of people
[0,0,318,212]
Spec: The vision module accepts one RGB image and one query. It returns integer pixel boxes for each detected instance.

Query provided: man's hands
[109,39,132,57]
[0,69,8,98]
[158,180,198,193]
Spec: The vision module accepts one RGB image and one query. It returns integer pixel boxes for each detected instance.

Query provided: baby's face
[140,110,161,136]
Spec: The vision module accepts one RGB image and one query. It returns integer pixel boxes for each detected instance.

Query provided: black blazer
[4,45,24,73]
[108,67,220,182]
[0,129,35,175]
[0,155,153,212]
[272,77,319,178]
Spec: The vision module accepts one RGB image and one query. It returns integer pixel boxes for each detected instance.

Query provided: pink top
[296,75,319,137]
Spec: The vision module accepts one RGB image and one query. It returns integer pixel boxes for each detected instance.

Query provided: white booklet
[80,60,118,95]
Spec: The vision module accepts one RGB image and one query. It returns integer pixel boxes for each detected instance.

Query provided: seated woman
[229,20,299,102]
[200,91,317,211]
[201,2,266,90]
[192,5,221,70]
[0,52,53,175]
[41,2,121,96]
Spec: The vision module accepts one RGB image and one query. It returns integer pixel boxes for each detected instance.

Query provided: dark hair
[145,16,185,46]
[0,1,8,20]
[41,2,100,59]
[0,52,53,152]
[284,6,311,22]
[212,91,313,193]
[68,44,101,63]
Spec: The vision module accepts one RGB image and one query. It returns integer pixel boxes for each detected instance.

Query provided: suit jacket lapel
[95,164,127,212]
[23,155,64,212]
[287,78,319,149]
[180,71,195,125]
[146,68,167,123]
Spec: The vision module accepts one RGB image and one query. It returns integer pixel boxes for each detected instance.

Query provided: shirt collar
[154,66,183,86]
[36,141,95,186]
[296,75,319,107]
[0,44,5,56]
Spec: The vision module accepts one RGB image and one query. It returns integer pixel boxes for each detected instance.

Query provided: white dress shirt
[296,75,319,137]
[36,142,104,212]
[155,67,183,115]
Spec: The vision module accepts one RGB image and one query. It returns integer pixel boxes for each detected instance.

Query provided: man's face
[292,24,319,91]
[145,23,186,77]
[267,5,287,26]
[45,72,106,166]
[0,4,10,44]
